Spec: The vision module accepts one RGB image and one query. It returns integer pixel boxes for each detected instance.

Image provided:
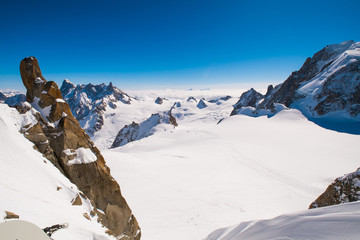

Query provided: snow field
[100,89,360,240]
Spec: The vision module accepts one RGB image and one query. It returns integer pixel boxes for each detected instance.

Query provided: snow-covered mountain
[231,40,360,133]
[0,89,26,107]
[60,80,131,135]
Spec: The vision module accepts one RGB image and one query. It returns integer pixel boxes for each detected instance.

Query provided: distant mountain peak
[230,40,360,133]
[60,80,132,135]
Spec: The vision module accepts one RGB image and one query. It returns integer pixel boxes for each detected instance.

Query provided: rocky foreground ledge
[19,57,140,239]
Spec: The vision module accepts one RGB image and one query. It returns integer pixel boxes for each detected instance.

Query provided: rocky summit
[19,57,140,239]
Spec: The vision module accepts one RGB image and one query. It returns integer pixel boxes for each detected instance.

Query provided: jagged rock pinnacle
[19,57,141,239]
[20,57,44,90]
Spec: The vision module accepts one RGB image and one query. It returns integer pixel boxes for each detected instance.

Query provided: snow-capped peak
[230,40,360,133]
[325,40,354,54]
[60,81,132,135]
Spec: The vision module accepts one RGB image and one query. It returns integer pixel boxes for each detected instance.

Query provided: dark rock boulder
[19,57,140,239]
[309,168,360,209]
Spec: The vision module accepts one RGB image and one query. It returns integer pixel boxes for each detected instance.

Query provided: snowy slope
[102,89,360,240]
[0,104,114,240]
[205,201,360,240]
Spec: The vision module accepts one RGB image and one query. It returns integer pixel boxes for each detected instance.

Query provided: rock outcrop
[4,211,19,220]
[309,168,360,209]
[60,79,131,135]
[231,41,360,125]
[111,109,178,148]
[111,121,140,148]
[19,57,140,239]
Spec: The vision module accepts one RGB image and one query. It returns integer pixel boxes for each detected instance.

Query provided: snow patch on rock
[64,148,98,166]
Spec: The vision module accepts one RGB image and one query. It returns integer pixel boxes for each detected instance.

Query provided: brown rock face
[4,211,19,220]
[309,168,360,209]
[19,57,140,239]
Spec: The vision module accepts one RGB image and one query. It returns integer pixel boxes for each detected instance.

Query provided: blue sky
[1,0,359,91]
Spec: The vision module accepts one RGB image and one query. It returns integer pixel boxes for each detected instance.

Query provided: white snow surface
[55,98,66,103]
[96,89,360,240]
[31,97,52,122]
[64,148,98,165]
[204,201,360,240]
[0,104,114,240]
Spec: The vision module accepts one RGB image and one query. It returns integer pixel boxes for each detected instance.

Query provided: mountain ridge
[60,79,131,135]
[231,40,360,134]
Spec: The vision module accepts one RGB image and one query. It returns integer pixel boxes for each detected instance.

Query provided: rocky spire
[19,57,140,239]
